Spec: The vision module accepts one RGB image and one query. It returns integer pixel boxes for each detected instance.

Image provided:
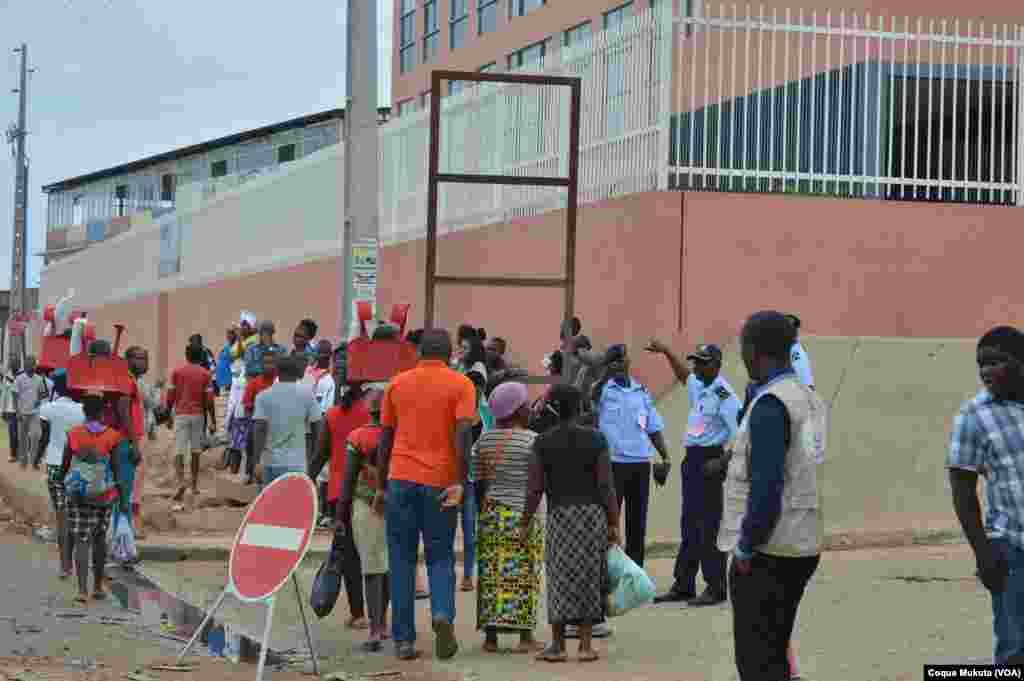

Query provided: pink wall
[378,191,1024,398]
[52,190,1023,396]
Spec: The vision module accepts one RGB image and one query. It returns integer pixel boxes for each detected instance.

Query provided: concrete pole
[9,43,29,363]
[340,0,380,339]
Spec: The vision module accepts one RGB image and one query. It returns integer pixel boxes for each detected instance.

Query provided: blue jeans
[386,480,457,644]
[461,481,477,579]
[991,539,1024,663]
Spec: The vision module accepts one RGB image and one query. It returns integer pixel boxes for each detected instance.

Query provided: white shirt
[791,341,815,388]
[38,396,85,466]
[302,366,336,413]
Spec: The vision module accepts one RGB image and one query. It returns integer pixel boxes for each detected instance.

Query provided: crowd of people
[8,302,1024,676]
[4,307,837,679]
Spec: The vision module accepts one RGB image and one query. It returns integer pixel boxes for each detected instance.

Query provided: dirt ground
[139,542,994,681]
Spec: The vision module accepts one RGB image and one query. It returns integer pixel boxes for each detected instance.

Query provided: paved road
[0,530,348,681]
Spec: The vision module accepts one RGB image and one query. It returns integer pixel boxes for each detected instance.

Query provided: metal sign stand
[175,473,320,680]
[175,575,319,680]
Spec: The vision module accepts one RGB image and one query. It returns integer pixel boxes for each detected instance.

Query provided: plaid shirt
[948,390,1024,550]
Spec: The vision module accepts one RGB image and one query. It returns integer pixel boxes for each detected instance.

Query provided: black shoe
[687,589,727,607]
[654,585,696,604]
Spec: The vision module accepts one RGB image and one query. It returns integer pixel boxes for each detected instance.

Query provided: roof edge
[40,107,367,193]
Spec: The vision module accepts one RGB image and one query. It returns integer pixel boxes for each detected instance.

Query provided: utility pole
[340,0,380,339]
[6,43,30,363]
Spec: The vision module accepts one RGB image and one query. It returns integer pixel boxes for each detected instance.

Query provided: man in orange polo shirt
[377,329,477,662]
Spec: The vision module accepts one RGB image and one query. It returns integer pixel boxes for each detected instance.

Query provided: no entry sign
[228,473,318,603]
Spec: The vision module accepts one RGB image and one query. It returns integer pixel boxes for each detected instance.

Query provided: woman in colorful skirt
[522,384,620,663]
[472,381,543,654]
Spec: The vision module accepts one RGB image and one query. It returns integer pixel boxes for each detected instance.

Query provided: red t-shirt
[168,364,211,416]
[325,398,371,502]
[242,375,275,414]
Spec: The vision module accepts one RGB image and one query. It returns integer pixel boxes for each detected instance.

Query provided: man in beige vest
[718,311,827,681]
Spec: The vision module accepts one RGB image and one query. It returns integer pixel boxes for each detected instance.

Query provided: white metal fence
[670,6,1024,205]
[378,5,673,246]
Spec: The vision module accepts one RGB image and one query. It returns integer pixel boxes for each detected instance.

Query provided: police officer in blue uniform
[647,340,741,606]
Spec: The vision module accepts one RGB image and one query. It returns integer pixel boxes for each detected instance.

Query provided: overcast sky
[0,0,392,290]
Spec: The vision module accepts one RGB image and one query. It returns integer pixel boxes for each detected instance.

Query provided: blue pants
[386,480,457,644]
[991,539,1024,663]
[672,446,727,595]
[261,465,300,490]
[461,481,477,579]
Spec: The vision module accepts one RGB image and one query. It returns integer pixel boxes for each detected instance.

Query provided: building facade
[41,110,346,264]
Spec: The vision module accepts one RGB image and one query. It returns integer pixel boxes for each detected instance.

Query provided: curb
[1,464,964,563]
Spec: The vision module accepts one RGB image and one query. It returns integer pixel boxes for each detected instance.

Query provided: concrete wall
[377,190,1024,399]
[38,145,347,380]
[648,335,979,542]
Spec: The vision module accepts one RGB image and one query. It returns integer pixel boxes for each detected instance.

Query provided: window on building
[423,0,440,63]
[450,0,468,50]
[211,160,228,178]
[449,80,466,96]
[605,3,634,138]
[396,98,416,117]
[478,0,498,35]
[420,91,432,110]
[114,184,128,217]
[563,21,592,48]
[604,1,633,30]
[278,144,297,163]
[508,39,547,70]
[72,196,83,225]
[509,0,544,18]
[160,173,176,203]
[399,0,417,74]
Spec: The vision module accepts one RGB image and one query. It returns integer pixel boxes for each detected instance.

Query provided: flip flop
[415,590,429,600]
[482,640,499,653]
[578,650,600,663]
[460,578,474,592]
[536,644,567,663]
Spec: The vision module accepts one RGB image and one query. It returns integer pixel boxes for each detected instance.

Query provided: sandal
[482,640,499,653]
[415,590,429,600]
[578,650,600,663]
[536,643,567,663]
[460,577,474,592]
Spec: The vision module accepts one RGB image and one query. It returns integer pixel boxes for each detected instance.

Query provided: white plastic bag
[606,546,655,617]
[108,511,138,565]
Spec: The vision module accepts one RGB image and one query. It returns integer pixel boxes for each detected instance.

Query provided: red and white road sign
[228,472,318,602]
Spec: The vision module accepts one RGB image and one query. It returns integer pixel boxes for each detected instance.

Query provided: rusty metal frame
[424,69,582,331]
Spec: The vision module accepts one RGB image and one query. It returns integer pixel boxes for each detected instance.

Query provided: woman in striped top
[472,381,543,654]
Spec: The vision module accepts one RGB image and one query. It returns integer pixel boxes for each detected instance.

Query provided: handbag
[309,529,345,618]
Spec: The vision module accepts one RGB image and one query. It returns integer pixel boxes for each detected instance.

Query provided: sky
[0,0,392,290]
